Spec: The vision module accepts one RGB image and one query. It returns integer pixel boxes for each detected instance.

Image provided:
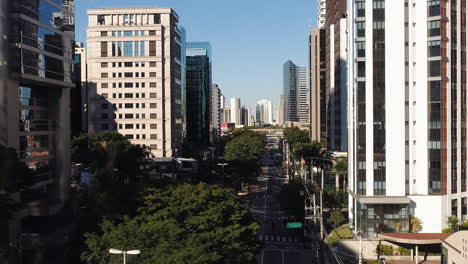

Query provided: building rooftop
[88,7,178,18]
[379,233,451,245]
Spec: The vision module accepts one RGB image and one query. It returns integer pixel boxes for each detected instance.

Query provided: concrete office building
[186,42,212,149]
[87,7,183,157]
[283,60,307,123]
[347,0,468,237]
[255,99,273,125]
[309,28,327,142]
[230,97,241,125]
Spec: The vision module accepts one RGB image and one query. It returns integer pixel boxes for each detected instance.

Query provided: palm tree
[332,158,348,190]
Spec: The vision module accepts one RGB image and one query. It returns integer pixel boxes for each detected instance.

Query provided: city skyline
[75,0,315,110]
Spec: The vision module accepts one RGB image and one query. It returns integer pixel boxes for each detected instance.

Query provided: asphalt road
[250,156,316,264]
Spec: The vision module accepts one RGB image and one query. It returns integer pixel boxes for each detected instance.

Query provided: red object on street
[301,159,306,165]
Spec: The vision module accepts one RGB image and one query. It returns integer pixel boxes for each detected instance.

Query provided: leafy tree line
[222,129,266,191]
[81,183,260,264]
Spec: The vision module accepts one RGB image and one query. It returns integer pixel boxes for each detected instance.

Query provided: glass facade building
[185,42,212,149]
[0,0,74,197]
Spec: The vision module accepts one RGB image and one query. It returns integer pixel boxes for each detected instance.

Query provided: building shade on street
[185,42,212,149]
[86,7,183,157]
[347,0,468,237]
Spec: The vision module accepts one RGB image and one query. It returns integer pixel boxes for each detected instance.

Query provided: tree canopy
[81,183,261,264]
[223,129,266,189]
[71,131,147,182]
[283,127,310,147]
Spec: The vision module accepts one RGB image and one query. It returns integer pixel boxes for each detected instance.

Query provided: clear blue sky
[76,0,317,112]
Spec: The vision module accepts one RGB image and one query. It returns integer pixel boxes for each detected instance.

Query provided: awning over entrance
[378,233,451,245]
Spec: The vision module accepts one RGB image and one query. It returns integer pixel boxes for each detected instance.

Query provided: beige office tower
[87,8,183,157]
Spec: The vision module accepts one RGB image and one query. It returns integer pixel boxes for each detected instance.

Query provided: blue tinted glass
[134,41,139,57]
[117,42,122,56]
[141,30,145,36]
[140,41,145,56]
[124,31,132,36]
[124,41,132,56]
[134,31,139,36]
[118,31,122,36]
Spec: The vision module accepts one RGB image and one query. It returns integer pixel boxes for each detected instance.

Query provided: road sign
[287,222,303,228]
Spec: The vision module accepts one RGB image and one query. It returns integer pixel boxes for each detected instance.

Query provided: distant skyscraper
[87,8,183,157]
[211,84,222,143]
[255,99,273,125]
[297,67,309,124]
[222,106,231,124]
[186,42,212,149]
[283,60,307,123]
[241,106,250,126]
[278,95,285,125]
[230,98,241,125]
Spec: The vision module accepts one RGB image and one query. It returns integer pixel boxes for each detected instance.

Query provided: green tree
[410,216,423,233]
[81,183,261,264]
[326,225,353,245]
[0,145,32,192]
[332,158,347,190]
[327,209,345,229]
[283,127,310,147]
[71,132,148,183]
[224,130,265,190]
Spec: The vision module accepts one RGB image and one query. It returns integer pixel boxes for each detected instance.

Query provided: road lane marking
[281,250,285,264]
[261,249,264,264]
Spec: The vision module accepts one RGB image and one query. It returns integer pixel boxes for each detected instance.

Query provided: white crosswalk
[258,233,298,243]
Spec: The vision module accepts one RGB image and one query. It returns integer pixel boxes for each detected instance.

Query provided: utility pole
[320,169,324,239]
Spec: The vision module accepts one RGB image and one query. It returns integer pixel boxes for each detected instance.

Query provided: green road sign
[287,222,303,228]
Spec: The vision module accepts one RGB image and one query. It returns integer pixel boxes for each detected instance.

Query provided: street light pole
[217,163,228,186]
[109,249,140,264]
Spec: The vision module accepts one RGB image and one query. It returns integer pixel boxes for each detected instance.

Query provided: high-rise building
[240,106,250,126]
[230,97,241,125]
[186,42,212,149]
[72,42,88,136]
[255,99,273,125]
[179,26,187,144]
[87,7,183,157]
[347,0,468,236]
[222,105,231,124]
[309,28,327,142]
[317,0,327,28]
[0,0,74,260]
[297,66,309,124]
[0,0,74,201]
[211,84,222,143]
[325,0,347,151]
[278,95,285,125]
[283,60,307,123]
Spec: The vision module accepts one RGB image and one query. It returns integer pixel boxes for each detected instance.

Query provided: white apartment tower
[230,98,241,125]
[256,99,273,125]
[87,8,183,157]
[347,0,468,236]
